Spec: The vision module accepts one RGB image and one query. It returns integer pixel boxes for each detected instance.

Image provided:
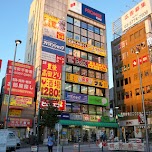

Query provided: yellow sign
[4,95,32,107]
[66,73,108,89]
[41,77,61,99]
[88,61,107,72]
[90,115,100,122]
[66,38,106,57]
[9,109,21,117]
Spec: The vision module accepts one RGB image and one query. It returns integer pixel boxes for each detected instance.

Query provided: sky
[0,0,141,89]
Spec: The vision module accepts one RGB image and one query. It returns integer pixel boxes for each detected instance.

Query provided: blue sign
[60,113,70,120]
[65,92,88,103]
[42,36,65,57]
[82,4,105,24]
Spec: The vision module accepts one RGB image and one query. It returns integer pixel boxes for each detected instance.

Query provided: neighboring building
[112,0,152,139]
[25,0,117,142]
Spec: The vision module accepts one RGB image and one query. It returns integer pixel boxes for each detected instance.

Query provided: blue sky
[0,0,141,88]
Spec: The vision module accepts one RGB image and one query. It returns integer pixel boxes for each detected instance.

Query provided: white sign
[121,0,152,31]
[119,119,139,127]
[55,123,62,132]
[68,0,82,14]
[41,51,56,63]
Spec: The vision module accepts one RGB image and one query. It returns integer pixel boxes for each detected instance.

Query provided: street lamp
[135,47,150,152]
[5,40,22,129]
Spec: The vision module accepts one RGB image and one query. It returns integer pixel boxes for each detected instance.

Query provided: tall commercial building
[25,0,117,141]
[112,0,152,139]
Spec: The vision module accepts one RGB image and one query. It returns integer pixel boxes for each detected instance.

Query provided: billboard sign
[5,75,35,97]
[88,61,107,72]
[68,0,82,14]
[42,36,65,57]
[82,4,105,24]
[121,0,152,31]
[43,14,66,41]
[7,60,34,78]
[65,91,88,103]
[0,59,2,71]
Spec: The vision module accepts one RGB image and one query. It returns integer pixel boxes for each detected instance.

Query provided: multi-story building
[25,0,117,142]
[112,0,152,139]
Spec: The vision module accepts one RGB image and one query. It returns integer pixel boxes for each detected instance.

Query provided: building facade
[112,0,152,139]
[25,0,117,142]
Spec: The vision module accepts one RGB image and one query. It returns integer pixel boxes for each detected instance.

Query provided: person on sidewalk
[100,131,107,152]
[29,132,36,146]
[48,133,54,152]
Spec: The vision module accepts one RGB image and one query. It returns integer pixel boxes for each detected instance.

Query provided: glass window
[66,103,72,112]
[73,49,80,57]
[88,31,94,39]
[125,78,128,85]
[88,24,94,32]
[74,33,80,41]
[65,47,73,55]
[65,83,72,91]
[74,18,80,27]
[135,88,140,96]
[81,28,87,37]
[65,65,72,73]
[73,66,80,74]
[92,54,98,62]
[96,88,103,96]
[89,105,96,115]
[81,105,88,113]
[100,29,104,35]
[88,87,95,95]
[67,23,73,32]
[73,84,80,93]
[74,26,80,34]
[94,27,100,34]
[88,70,95,78]
[81,86,88,94]
[81,36,87,43]
[146,85,151,93]
[95,41,101,47]
[81,21,87,29]
[98,56,104,64]
[96,72,101,79]
[81,68,87,76]
[81,52,87,59]
[72,103,80,113]
[94,34,100,41]
[67,16,73,24]
[97,107,103,115]
[88,54,92,61]
[88,38,94,46]
[67,31,73,38]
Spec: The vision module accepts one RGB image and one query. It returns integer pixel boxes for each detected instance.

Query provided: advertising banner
[89,115,101,122]
[83,114,90,121]
[66,38,106,57]
[65,91,88,103]
[43,13,66,41]
[5,75,35,97]
[82,4,105,24]
[40,97,66,111]
[121,0,152,31]
[60,113,70,120]
[88,61,107,72]
[9,109,21,117]
[42,36,65,57]
[0,59,2,71]
[4,95,32,107]
[88,95,109,106]
[70,113,83,121]
[68,0,82,14]
[7,60,34,78]
[8,118,32,127]
[66,73,108,88]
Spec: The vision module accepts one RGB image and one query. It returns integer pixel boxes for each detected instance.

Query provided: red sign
[40,98,66,111]
[143,55,148,63]
[7,60,34,78]
[41,60,62,80]
[5,75,35,97]
[8,118,32,127]
[0,59,2,70]
[56,55,65,65]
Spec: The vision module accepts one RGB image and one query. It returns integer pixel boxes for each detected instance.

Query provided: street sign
[55,123,62,132]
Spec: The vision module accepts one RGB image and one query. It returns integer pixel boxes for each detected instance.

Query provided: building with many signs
[112,0,152,139]
[25,0,117,142]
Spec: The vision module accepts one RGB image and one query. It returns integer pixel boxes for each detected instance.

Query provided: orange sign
[88,61,107,72]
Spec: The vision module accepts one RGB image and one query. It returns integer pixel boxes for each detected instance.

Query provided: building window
[81,105,88,113]
[81,28,87,37]
[73,49,80,57]
[146,85,150,93]
[130,91,132,97]
[125,78,128,85]
[89,105,96,115]
[121,79,123,86]
[73,66,80,74]
[96,72,101,79]
[88,38,94,46]
[88,53,93,61]
[81,68,87,76]
[135,88,140,96]
[125,92,129,99]
[74,18,80,27]
[81,52,87,59]
[81,21,87,29]
[121,92,124,100]
[73,84,80,93]
[72,103,80,113]
[74,26,80,34]
[65,83,72,91]
[88,24,94,32]
[117,92,120,100]
[116,80,120,87]
[100,29,104,35]
[81,86,88,94]
[142,87,145,94]
[74,33,80,41]
[88,31,94,39]
[66,103,72,112]
[95,41,101,47]
[88,70,95,78]
[96,88,103,96]
[88,87,95,95]
[94,27,100,34]
[67,16,73,24]
[67,31,73,38]
[65,65,72,73]
[67,23,73,32]
[65,47,73,55]
[81,36,87,43]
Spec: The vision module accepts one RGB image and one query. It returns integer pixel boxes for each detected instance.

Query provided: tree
[40,102,61,132]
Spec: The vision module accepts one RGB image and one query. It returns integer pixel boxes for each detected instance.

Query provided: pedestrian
[29,132,36,146]
[100,131,107,152]
[48,133,54,152]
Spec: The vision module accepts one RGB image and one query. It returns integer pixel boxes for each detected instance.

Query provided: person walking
[100,131,107,152]
[29,132,36,146]
[48,133,54,152]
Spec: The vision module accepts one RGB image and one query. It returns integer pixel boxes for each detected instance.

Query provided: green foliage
[40,103,61,129]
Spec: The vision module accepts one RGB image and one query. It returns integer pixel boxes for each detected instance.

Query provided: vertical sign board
[0,59,2,71]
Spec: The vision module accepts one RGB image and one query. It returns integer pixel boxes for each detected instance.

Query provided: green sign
[88,95,109,106]
[101,116,116,123]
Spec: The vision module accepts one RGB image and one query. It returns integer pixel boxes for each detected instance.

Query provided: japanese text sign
[5,75,35,97]
[88,61,107,72]
[68,0,82,14]
[7,60,34,78]
[9,109,21,117]
[66,38,106,57]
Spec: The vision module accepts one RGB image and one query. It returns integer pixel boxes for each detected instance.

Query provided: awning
[59,120,118,128]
